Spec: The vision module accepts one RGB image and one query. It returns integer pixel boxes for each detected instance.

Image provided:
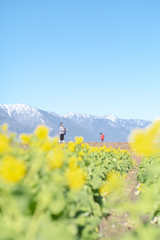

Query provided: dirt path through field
[87,142,141,240]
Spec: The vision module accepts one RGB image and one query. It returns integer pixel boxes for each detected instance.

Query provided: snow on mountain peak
[61,112,119,122]
[0,104,45,126]
[61,112,91,119]
[104,114,118,122]
[0,104,39,117]
[62,112,76,118]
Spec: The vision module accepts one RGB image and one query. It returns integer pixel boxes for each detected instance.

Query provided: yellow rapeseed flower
[105,148,111,153]
[0,156,26,183]
[78,151,84,156]
[35,125,49,140]
[41,140,52,152]
[95,146,99,152]
[47,149,64,170]
[20,134,32,144]
[81,143,89,149]
[99,171,123,197]
[102,145,107,150]
[75,136,84,145]
[99,182,110,196]
[129,129,154,156]
[69,156,78,169]
[65,167,86,190]
[90,147,95,152]
[68,142,76,152]
[0,133,10,153]
[77,156,82,161]
[129,121,160,156]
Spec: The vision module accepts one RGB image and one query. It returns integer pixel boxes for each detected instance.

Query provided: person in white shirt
[59,122,67,142]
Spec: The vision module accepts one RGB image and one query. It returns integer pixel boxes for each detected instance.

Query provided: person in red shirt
[100,132,105,142]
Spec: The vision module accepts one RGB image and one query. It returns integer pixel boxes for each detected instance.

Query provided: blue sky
[1,0,160,121]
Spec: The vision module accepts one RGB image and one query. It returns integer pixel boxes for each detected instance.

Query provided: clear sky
[1,0,160,121]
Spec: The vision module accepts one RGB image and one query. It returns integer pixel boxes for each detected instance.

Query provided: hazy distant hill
[0,104,151,142]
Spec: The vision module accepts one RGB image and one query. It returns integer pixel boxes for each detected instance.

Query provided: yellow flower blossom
[78,151,84,156]
[35,125,49,140]
[0,156,26,183]
[41,140,52,151]
[61,143,66,148]
[102,145,107,150]
[75,136,84,145]
[99,182,111,196]
[95,146,99,152]
[77,156,82,161]
[68,142,76,152]
[68,156,78,169]
[81,143,89,149]
[129,129,154,156]
[0,133,10,153]
[90,147,95,152]
[105,148,111,153]
[65,167,85,190]
[47,149,64,170]
[99,171,123,197]
[81,143,85,148]
[129,121,160,156]
[20,134,32,144]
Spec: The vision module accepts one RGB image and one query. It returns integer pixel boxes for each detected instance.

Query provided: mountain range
[0,104,151,142]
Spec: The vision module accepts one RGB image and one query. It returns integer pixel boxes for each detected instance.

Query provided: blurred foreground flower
[35,125,49,140]
[129,120,160,156]
[0,156,26,183]
[47,149,64,170]
[65,167,86,190]
[99,171,123,197]
[0,133,10,153]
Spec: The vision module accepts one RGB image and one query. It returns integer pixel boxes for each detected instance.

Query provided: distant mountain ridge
[0,104,151,142]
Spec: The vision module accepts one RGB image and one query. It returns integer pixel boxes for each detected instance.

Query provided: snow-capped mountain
[0,104,151,142]
[0,104,45,126]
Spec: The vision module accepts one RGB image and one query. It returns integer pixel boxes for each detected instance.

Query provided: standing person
[59,123,67,142]
[100,132,105,142]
